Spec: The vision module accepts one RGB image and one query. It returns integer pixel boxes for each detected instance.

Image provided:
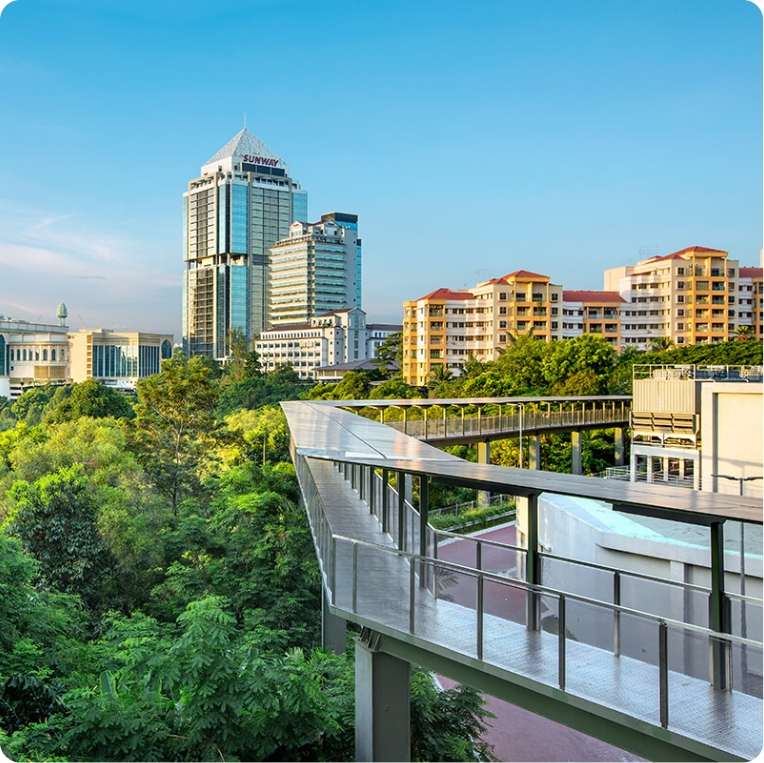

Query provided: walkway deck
[285,400,763,762]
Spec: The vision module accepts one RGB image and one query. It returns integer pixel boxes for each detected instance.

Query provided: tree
[130,353,220,514]
[45,380,134,423]
[735,325,754,341]
[542,335,615,394]
[7,464,109,610]
[647,336,674,353]
[222,327,252,384]
[11,385,58,425]
[370,331,402,378]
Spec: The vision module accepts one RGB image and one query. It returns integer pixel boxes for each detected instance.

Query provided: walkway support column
[709,521,731,690]
[477,440,491,506]
[419,475,429,586]
[355,639,410,762]
[525,492,541,631]
[614,427,625,467]
[322,592,346,654]
[571,431,582,475]
[528,435,541,471]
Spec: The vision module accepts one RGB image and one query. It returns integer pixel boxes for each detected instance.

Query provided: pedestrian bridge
[283,399,763,762]
[335,394,630,446]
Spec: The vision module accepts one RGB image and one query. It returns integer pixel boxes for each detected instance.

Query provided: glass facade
[0,336,5,375]
[293,190,308,223]
[230,265,248,333]
[231,184,248,253]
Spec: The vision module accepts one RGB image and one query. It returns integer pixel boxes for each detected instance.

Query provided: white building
[256,309,400,380]
[0,307,70,399]
[269,216,359,326]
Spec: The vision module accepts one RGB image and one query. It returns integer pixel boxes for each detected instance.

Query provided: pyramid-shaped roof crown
[201,128,289,175]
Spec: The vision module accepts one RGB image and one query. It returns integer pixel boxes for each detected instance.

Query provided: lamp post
[506,402,525,468]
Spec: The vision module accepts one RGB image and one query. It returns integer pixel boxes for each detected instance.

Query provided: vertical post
[419,475,429,587]
[526,492,541,631]
[403,407,408,435]
[614,427,625,467]
[709,521,731,690]
[646,456,654,484]
[477,440,491,506]
[369,468,376,515]
[443,407,447,437]
[659,621,669,728]
[382,468,389,533]
[397,471,405,551]
[360,465,366,501]
[461,407,465,436]
[529,435,541,470]
[571,430,582,475]
[352,543,359,613]
[355,639,411,762]
[478,406,483,434]
[477,573,484,661]
[558,595,566,691]
[424,407,428,439]
[613,571,621,657]
[409,561,416,634]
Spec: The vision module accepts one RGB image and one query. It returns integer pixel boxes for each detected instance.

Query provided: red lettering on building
[242,154,279,167]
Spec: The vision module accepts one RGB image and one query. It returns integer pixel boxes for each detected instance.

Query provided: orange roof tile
[652,246,727,261]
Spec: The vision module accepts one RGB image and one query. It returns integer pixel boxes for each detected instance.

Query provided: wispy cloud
[0,199,180,334]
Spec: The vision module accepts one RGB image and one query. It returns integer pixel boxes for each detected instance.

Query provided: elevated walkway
[284,400,763,762]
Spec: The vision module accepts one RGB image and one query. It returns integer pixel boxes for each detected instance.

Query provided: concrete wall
[701,382,763,495]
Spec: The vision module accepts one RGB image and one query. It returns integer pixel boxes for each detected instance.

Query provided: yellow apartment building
[562,290,625,346]
[605,246,740,348]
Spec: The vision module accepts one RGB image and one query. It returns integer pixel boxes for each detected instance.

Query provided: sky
[0,0,761,339]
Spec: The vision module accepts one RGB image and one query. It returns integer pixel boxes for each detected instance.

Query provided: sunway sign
[242,154,280,167]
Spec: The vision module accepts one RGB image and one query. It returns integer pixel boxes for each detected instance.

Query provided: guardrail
[294,451,762,753]
[386,407,628,440]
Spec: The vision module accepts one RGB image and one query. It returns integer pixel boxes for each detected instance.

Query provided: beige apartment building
[605,246,740,348]
[562,290,625,346]
[402,272,563,387]
[738,266,764,338]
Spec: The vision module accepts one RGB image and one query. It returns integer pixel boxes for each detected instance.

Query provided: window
[499,306,507,315]
[499,292,507,300]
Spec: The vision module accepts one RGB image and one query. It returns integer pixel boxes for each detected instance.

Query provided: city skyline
[0,0,761,340]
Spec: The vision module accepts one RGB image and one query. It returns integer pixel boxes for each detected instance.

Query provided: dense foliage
[0,359,499,762]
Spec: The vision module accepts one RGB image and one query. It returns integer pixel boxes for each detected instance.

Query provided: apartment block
[738,267,763,338]
[562,291,625,346]
[605,246,740,348]
[402,272,563,387]
[269,216,358,326]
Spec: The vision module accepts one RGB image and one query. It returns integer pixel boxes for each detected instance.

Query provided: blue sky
[0,0,761,338]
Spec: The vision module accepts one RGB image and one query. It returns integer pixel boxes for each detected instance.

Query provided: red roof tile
[740,267,763,279]
[563,290,625,303]
[417,288,475,301]
[503,270,550,280]
[653,246,727,261]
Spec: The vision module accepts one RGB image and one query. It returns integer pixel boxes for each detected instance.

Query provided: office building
[68,330,174,390]
[605,246,740,348]
[182,127,308,360]
[269,215,359,326]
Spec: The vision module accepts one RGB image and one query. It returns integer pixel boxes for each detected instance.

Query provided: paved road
[437,523,644,762]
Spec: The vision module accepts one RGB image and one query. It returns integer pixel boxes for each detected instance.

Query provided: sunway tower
[182,128,308,359]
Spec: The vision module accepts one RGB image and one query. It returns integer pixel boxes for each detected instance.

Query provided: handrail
[326,528,760,647]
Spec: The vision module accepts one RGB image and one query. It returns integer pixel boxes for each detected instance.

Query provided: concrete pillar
[647,456,654,484]
[571,431,582,475]
[528,435,541,471]
[614,427,625,467]
[662,457,670,481]
[630,451,637,482]
[355,640,410,762]
[679,459,686,480]
[477,440,491,506]
[322,592,346,654]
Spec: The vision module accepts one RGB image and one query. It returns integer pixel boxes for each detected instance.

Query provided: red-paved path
[437,523,644,762]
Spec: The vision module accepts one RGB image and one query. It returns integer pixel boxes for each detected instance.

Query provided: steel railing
[294,451,762,754]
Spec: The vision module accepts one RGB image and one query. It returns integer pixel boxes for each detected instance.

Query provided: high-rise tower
[182,128,308,359]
